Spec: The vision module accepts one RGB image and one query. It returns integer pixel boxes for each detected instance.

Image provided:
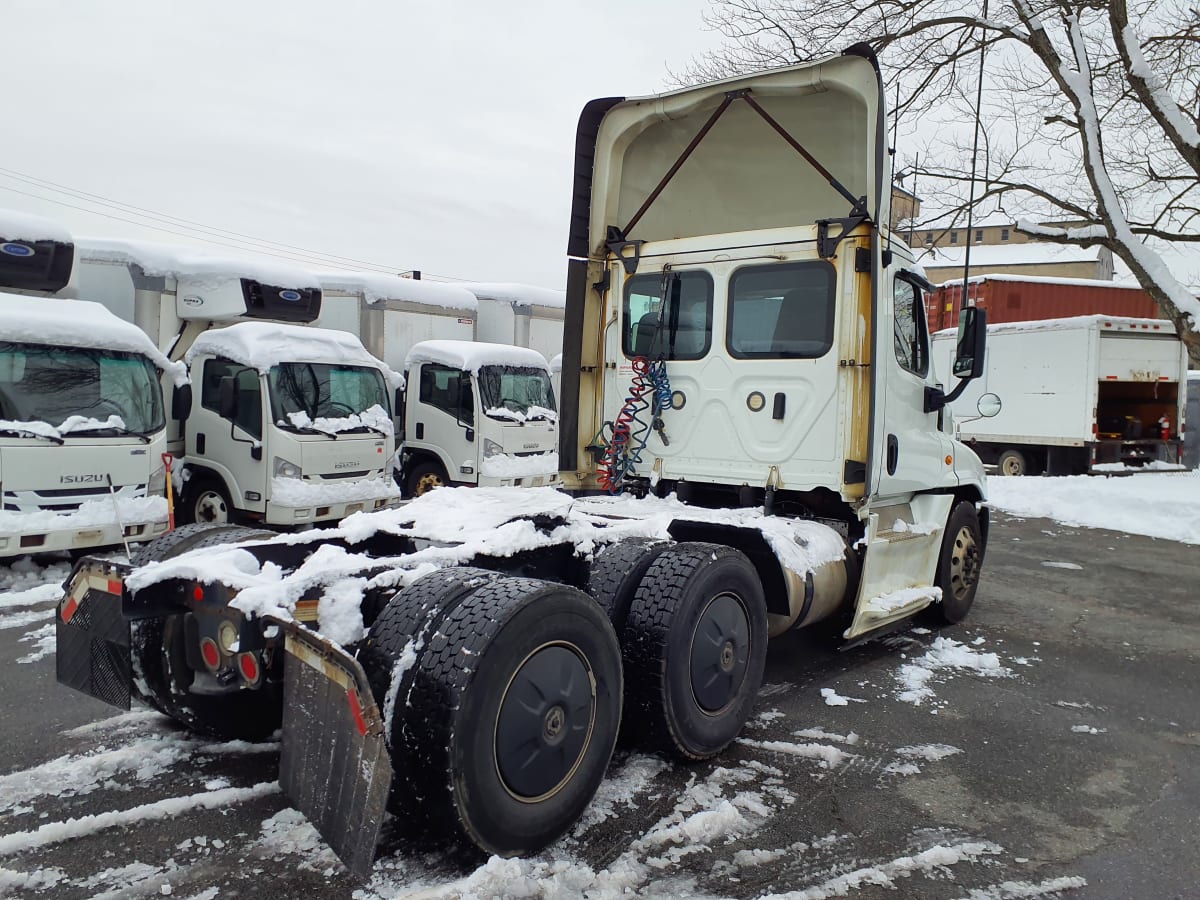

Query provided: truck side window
[622,270,712,360]
[201,359,262,438]
[419,364,471,421]
[893,277,930,377]
[726,261,836,359]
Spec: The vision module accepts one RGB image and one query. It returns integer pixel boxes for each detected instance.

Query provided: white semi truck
[74,239,401,526]
[55,48,993,877]
[0,210,176,559]
[933,315,1188,475]
[316,272,560,495]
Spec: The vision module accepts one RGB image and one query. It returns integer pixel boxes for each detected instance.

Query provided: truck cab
[0,211,178,558]
[400,340,558,495]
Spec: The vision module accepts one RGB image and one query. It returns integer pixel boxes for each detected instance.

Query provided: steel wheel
[495,642,596,802]
[415,472,444,495]
[998,449,1026,477]
[947,523,981,603]
[925,501,986,626]
[193,488,230,524]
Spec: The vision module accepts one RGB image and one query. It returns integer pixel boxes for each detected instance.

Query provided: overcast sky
[1,1,724,289]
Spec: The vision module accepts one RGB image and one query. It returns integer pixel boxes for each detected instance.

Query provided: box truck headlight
[148,464,167,496]
[483,439,504,459]
[274,457,301,479]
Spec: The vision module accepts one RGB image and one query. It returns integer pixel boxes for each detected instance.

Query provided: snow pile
[255,809,342,872]
[0,557,72,597]
[404,339,549,374]
[0,292,187,386]
[269,474,400,508]
[988,471,1200,545]
[954,876,1089,899]
[479,450,559,479]
[0,495,168,535]
[318,270,477,311]
[16,623,55,664]
[737,737,855,769]
[77,235,320,290]
[286,404,393,436]
[0,207,72,243]
[863,585,942,616]
[185,321,400,387]
[896,636,1013,705]
[758,841,1003,900]
[819,687,866,706]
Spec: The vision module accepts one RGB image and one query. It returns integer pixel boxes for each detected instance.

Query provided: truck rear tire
[405,460,449,498]
[997,448,1028,477]
[129,525,280,740]
[378,575,622,857]
[622,542,767,761]
[924,501,985,626]
[586,538,672,638]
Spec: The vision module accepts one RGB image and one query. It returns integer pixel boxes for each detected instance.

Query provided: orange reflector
[200,638,221,670]
[944,455,953,465]
[347,688,368,736]
[107,578,123,596]
[61,596,79,624]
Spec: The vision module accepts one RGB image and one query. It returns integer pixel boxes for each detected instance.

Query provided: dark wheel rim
[495,642,596,802]
[690,593,751,714]
[949,524,981,601]
[195,490,228,524]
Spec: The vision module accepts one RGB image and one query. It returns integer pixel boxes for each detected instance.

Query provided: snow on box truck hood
[0,208,73,244]
[0,291,187,385]
[76,236,321,290]
[404,339,549,374]
[184,320,402,387]
[569,46,887,256]
[316,271,477,312]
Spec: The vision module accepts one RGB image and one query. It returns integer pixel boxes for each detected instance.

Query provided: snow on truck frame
[0,210,177,558]
[55,47,993,878]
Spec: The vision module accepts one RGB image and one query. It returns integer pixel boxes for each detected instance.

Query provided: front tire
[183,477,235,525]
[925,501,985,626]
[405,460,449,498]
[622,542,767,760]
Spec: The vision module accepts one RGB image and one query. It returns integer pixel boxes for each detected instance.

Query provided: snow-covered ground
[987,469,1200,545]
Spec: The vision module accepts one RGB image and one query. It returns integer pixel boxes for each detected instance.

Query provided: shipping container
[926,275,1162,332]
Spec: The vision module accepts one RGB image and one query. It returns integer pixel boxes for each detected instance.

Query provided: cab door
[412,363,476,482]
[870,267,952,501]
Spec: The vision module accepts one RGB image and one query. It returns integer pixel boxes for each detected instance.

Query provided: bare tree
[680,0,1200,360]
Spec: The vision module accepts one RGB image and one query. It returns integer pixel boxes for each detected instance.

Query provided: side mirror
[977,392,1002,418]
[952,307,987,379]
[172,383,193,421]
[218,375,238,420]
[394,386,404,417]
[458,381,474,427]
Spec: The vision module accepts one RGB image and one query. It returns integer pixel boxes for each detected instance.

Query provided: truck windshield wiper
[74,425,152,444]
[280,422,338,440]
[0,426,64,445]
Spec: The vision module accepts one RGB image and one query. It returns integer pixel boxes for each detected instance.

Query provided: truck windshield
[0,341,164,435]
[478,366,556,420]
[268,362,389,430]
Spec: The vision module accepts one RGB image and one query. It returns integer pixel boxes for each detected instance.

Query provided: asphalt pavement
[0,510,1196,899]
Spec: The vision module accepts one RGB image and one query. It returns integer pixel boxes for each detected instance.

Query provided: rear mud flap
[278,621,393,881]
[56,569,132,710]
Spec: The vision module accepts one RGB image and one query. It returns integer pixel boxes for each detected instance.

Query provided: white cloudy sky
[0,0,724,288]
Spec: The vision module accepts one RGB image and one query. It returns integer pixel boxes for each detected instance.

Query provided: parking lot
[0,509,1196,899]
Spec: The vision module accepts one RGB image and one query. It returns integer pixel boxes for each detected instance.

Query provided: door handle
[887,434,899,475]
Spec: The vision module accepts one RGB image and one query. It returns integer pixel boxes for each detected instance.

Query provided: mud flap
[56,567,133,710]
[278,620,392,881]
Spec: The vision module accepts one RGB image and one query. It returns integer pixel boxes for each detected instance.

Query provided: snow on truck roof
[0,291,187,384]
[184,321,401,385]
[76,236,321,290]
[932,314,1177,338]
[316,271,477,311]
[404,340,549,373]
[459,282,566,309]
[0,208,73,243]
[932,273,1146,291]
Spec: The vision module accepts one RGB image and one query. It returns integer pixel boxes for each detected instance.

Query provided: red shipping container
[926,276,1164,332]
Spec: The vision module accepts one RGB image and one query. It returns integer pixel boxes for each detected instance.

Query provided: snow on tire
[391,575,622,857]
[622,542,768,761]
[585,537,672,639]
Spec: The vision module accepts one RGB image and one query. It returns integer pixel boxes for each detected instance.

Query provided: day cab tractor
[55,46,991,879]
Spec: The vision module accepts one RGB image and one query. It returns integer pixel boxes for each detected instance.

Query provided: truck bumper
[475,472,561,489]
[0,517,169,560]
[266,495,398,526]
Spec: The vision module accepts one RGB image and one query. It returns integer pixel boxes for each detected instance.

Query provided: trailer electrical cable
[597,356,671,494]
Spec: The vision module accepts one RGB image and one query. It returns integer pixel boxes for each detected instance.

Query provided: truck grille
[2,483,146,514]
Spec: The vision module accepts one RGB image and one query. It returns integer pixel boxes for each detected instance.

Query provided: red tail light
[237,652,261,685]
[200,637,221,670]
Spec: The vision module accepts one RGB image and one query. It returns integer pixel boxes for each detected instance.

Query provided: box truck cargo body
[933,316,1187,475]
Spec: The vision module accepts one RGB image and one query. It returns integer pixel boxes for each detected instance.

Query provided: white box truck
[74,238,402,527]
[316,272,561,495]
[0,210,177,559]
[933,315,1188,475]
